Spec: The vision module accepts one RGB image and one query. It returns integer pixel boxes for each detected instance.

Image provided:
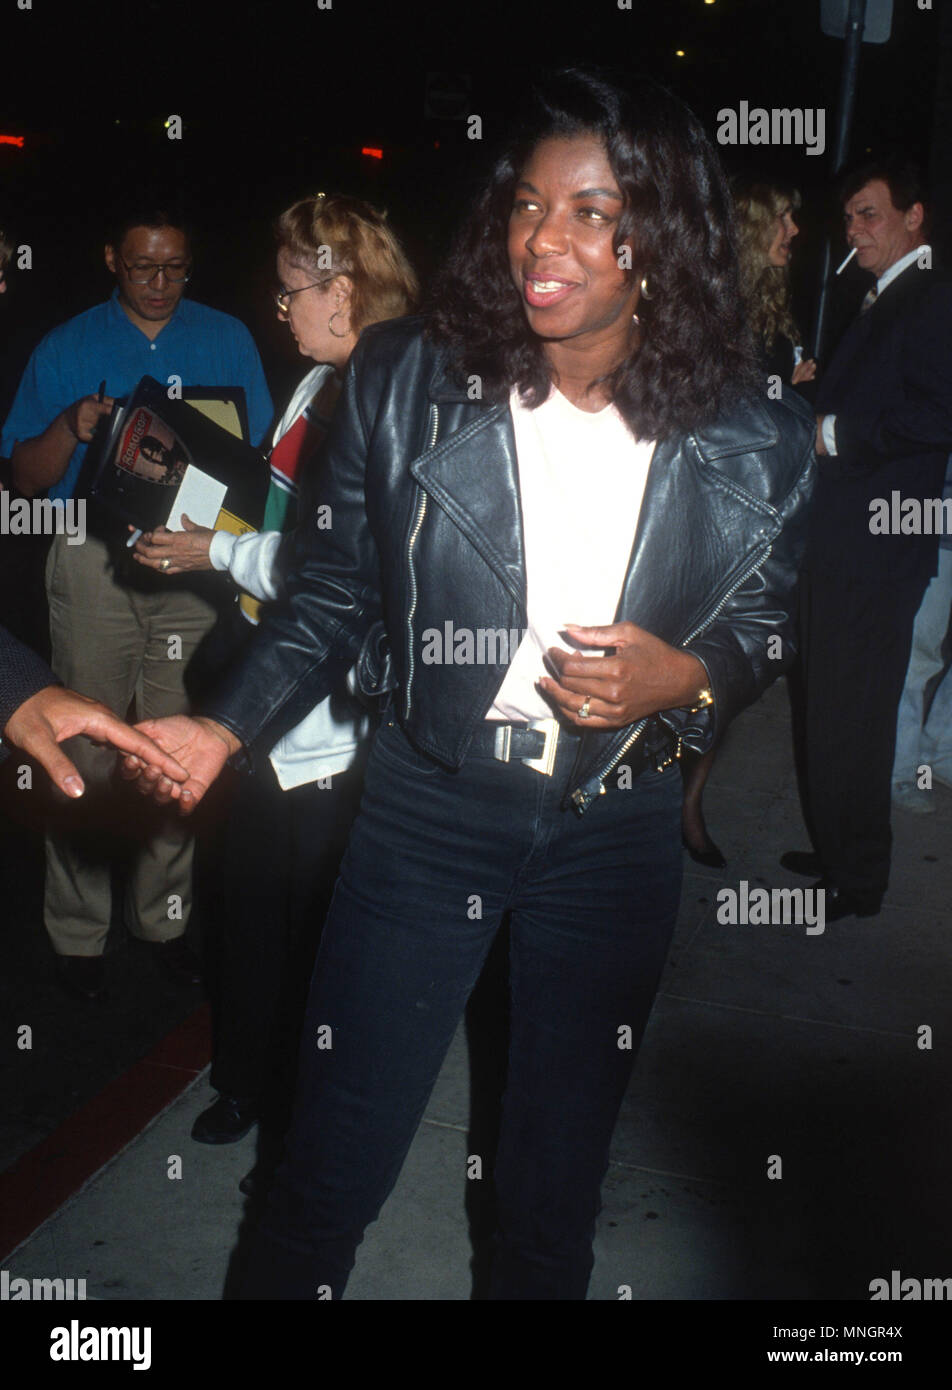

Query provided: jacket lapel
[409,403,527,612]
[614,409,782,641]
[817,263,926,411]
[816,309,875,410]
[409,379,783,640]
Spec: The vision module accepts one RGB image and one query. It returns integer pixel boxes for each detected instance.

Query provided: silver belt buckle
[522,716,559,777]
[492,725,513,762]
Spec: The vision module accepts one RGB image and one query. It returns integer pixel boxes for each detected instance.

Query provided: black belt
[468,717,578,777]
[471,716,677,780]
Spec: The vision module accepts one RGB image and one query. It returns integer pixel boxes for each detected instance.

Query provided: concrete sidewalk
[6,676,952,1300]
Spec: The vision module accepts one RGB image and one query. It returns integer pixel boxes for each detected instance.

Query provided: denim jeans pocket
[370,719,441,779]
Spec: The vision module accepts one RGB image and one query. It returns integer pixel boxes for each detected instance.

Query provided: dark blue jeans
[240,718,683,1300]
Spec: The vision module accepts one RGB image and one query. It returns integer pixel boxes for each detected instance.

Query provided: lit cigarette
[835,247,857,276]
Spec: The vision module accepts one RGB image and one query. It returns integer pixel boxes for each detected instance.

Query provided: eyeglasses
[275,278,332,314]
[119,257,192,284]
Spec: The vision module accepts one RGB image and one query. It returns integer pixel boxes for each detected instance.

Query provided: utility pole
[929,0,952,265]
[813,0,870,361]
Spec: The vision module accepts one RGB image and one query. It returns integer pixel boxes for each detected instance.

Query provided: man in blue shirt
[2,207,273,999]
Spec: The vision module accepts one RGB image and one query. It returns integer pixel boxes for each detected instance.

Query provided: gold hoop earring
[328,307,348,339]
[639,274,655,301]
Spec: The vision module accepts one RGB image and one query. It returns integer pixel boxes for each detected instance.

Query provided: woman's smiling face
[508,132,641,351]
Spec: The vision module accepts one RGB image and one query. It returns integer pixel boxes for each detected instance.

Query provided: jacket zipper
[677,542,773,649]
[570,540,774,808]
[405,404,439,719]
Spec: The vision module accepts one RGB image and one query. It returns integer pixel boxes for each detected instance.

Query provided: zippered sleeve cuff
[656,650,717,755]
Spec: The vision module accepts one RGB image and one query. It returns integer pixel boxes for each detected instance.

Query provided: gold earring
[639,274,655,300]
[328,305,348,339]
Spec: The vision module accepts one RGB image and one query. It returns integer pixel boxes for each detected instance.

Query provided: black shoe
[813,877,881,923]
[239,1163,278,1198]
[238,1168,259,1197]
[191,1094,259,1144]
[780,849,823,877]
[151,937,203,986]
[239,1140,283,1197]
[682,833,726,869]
[55,955,105,1001]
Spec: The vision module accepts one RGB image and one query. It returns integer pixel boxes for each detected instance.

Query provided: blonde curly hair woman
[733,181,816,388]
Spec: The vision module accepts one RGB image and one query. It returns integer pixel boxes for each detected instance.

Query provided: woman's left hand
[792,357,817,385]
[131,515,216,574]
[539,622,708,728]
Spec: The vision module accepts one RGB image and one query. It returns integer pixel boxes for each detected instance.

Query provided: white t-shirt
[489,386,655,723]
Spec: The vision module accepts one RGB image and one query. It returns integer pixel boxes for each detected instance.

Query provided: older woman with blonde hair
[133,193,418,1169]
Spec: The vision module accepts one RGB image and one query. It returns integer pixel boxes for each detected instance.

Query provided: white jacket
[208,365,369,788]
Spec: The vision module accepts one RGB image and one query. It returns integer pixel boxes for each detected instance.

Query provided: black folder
[81,376,268,538]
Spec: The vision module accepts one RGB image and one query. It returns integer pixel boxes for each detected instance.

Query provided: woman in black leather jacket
[126,68,815,1300]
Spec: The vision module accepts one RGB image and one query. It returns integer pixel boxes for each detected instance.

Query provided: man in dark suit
[783,159,952,919]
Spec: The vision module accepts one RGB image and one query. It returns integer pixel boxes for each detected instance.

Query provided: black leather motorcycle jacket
[205,317,816,812]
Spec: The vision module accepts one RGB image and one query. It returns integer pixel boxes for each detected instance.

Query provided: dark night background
[1,0,951,1333]
[1,0,949,428]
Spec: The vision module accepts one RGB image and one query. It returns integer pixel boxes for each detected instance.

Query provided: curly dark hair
[427,68,760,440]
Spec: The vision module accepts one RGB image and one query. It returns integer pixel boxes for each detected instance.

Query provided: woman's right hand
[131,515,216,574]
[791,357,817,385]
[120,714,240,812]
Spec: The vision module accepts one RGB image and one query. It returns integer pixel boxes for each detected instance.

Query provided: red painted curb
[0,1004,212,1261]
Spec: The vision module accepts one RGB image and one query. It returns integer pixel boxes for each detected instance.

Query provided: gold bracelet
[685,686,714,714]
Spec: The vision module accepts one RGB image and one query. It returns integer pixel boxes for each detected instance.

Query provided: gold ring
[578,696,592,720]
[160,558,171,571]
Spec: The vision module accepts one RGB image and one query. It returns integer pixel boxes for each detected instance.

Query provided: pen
[95,380,138,546]
[835,247,857,276]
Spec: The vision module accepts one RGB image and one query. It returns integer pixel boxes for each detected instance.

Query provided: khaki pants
[44,533,217,956]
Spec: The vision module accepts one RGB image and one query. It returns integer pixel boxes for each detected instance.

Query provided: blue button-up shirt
[1,289,274,501]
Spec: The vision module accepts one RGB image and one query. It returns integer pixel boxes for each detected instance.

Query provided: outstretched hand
[3,686,187,798]
[539,622,708,728]
[119,714,241,814]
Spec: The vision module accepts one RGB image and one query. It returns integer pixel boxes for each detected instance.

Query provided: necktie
[860,285,879,314]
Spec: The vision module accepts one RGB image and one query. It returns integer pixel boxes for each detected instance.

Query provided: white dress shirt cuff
[821,414,837,457]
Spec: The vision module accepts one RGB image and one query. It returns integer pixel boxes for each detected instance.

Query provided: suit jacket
[0,623,57,742]
[808,263,952,585]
